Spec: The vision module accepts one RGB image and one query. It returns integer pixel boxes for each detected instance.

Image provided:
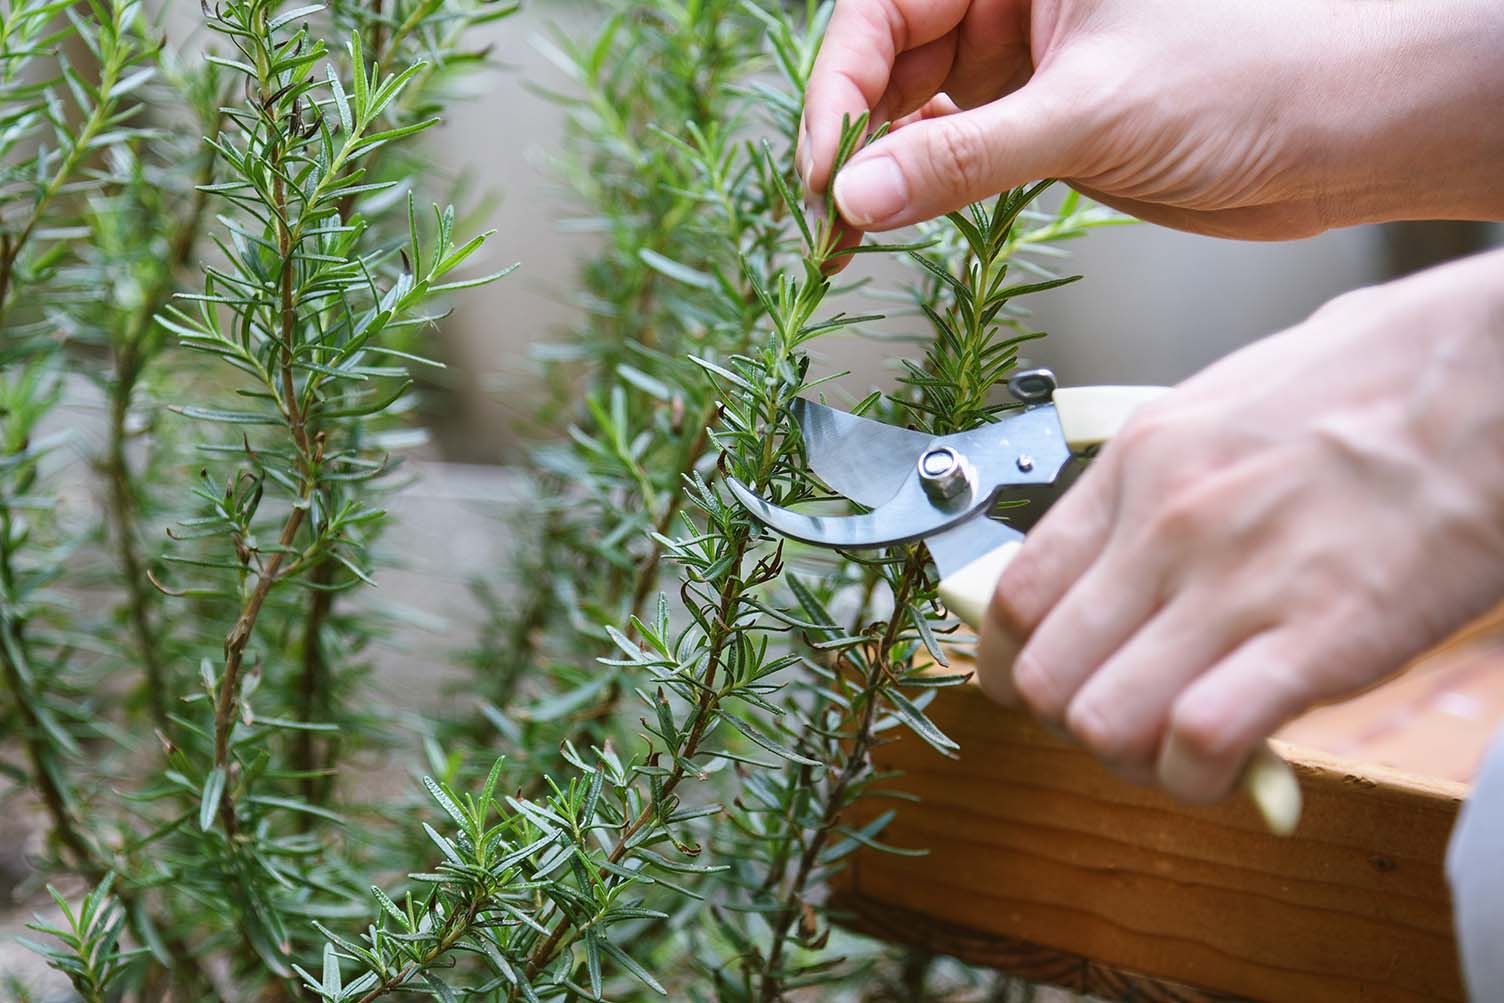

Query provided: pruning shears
[727,369,1301,836]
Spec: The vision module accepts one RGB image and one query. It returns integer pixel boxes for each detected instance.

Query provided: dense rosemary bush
[2,1,1121,1000]
[420,2,1123,999]
[3,1,511,998]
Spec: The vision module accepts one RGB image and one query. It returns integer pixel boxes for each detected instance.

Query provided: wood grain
[830,891,1259,1001]
[831,608,1504,1002]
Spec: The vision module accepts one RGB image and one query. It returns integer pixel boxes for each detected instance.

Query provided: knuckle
[1146,488,1215,543]
[1112,406,1179,462]
[1012,653,1065,721]
[1066,698,1136,763]
[926,116,990,194]
[1262,659,1317,712]
[1168,699,1240,764]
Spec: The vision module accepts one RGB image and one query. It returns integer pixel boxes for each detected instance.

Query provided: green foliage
[2,0,1121,1000]
[4,1,510,998]
[19,878,144,1003]
[0,0,154,335]
[439,0,1128,1000]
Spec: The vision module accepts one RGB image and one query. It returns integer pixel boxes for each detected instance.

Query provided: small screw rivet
[1016,454,1034,473]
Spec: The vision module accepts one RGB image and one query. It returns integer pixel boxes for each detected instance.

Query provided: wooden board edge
[823,609,1504,999]
[829,888,1258,1003]
[1270,736,1471,805]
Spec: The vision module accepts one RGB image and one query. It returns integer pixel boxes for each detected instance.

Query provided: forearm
[1314,1,1504,226]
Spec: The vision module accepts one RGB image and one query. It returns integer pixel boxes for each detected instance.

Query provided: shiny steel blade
[793,398,934,507]
[728,474,1022,579]
[726,472,988,549]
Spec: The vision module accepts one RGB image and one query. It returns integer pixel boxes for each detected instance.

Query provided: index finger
[800,0,973,196]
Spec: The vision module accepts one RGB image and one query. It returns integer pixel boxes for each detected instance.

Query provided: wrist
[1305,1,1504,227]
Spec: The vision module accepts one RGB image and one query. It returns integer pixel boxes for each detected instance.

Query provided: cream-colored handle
[936,384,1303,836]
[936,540,1023,629]
[1243,743,1302,836]
[1052,385,1170,451]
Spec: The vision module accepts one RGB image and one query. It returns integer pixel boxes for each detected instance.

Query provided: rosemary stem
[754,551,928,1001]
[515,528,755,989]
[104,350,169,730]
[102,124,219,732]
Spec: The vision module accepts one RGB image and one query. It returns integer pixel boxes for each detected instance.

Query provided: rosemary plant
[18,877,142,1003]
[6,0,509,997]
[2,0,154,879]
[391,0,1125,999]
[143,1,509,989]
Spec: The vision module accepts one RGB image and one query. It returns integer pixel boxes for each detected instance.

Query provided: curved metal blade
[727,473,993,550]
[793,398,934,507]
[727,476,1025,579]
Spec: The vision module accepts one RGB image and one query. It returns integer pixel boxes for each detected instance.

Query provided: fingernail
[833,155,906,227]
[1158,733,1228,805]
[975,610,1023,707]
[802,194,828,246]
[797,120,813,193]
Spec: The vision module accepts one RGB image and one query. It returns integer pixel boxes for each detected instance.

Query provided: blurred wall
[424,5,586,459]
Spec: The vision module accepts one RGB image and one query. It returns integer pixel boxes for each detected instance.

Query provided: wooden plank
[828,608,1504,1002]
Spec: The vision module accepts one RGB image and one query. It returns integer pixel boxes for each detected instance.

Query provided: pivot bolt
[918,446,973,504]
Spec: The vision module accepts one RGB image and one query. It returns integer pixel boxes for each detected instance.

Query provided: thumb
[833,79,1093,230]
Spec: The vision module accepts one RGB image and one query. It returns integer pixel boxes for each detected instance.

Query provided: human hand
[976,249,1504,802]
[800,0,1504,242]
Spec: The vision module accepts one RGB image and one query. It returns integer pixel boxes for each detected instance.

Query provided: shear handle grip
[937,383,1304,837]
[1052,385,1170,451]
